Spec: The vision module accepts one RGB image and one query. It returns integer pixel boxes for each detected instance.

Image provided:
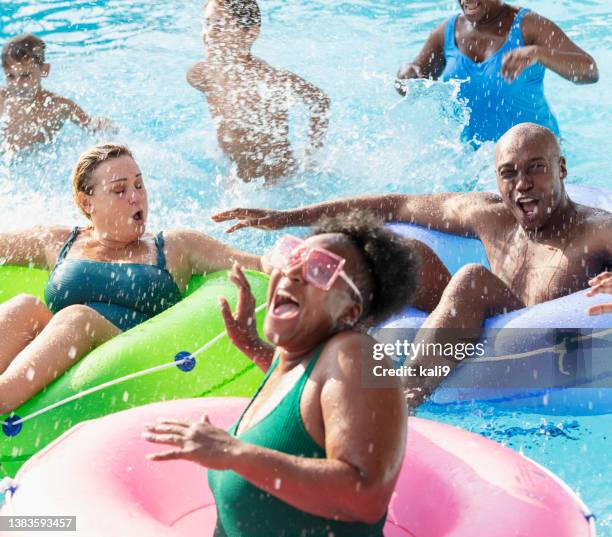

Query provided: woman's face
[263,234,364,354]
[81,155,148,242]
[458,0,503,24]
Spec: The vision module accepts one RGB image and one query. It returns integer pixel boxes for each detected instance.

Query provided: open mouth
[132,210,144,223]
[516,197,539,218]
[270,288,300,320]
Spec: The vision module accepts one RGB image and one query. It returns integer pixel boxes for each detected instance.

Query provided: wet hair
[310,211,419,324]
[2,34,46,69]
[216,0,261,31]
[72,143,134,218]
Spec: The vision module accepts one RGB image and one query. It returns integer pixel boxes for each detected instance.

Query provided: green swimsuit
[208,348,386,537]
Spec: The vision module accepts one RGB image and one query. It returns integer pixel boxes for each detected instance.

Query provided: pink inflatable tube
[1,398,595,537]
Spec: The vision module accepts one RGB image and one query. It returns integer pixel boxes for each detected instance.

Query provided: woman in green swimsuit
[144,212,416,536]
[0,142,260,414]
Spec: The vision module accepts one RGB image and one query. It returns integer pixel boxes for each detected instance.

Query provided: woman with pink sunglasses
[144,212,418,536]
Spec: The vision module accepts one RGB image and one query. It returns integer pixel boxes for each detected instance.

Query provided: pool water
[0,0,610,533]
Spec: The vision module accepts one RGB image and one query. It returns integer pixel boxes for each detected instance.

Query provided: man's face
[3,59,48,98]
[496,135,567,231]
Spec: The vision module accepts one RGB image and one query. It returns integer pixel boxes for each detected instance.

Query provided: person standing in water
[0,34,114,151]
[187,0,330,183]
[395,1,598,143]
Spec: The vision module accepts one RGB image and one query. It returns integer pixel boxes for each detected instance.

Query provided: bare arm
[396,22,446,94]
[213,192,498,238]
[283,71,330,158]
[0,226,69,269]
[58,97,116,132]
[187,61,209,93]
[145,334,406,523]
[503,13,598,84]
[170,230,261,276]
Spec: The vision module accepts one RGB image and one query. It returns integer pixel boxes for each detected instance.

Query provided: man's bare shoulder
[38,91,76,115]
[249,55,291,83]
[186,60,211,91]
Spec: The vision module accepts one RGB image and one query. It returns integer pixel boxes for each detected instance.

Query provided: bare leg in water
[0,294,120,414]
[404,263,524,405]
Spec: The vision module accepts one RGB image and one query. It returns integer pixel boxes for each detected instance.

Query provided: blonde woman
[0,143,261,414]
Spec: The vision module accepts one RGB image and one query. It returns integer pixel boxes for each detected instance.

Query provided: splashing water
[1,0,611,532]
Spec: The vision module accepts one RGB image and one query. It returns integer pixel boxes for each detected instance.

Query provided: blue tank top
[441,8,560,142]
[44,228,182,331]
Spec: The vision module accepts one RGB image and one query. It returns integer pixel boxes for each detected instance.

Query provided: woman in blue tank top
[395,1,598,143]
[0,143,261,414]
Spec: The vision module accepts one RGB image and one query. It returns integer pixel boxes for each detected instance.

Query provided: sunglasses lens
[305,249,342,289]
[266,236,303,269]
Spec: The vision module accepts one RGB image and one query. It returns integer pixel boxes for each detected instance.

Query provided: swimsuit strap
[154,231,167,269]
[509,7,530,47]
[55,227,80,264]
[444,13,460,51]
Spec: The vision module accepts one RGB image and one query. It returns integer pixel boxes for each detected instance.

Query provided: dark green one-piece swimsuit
[208,347,386,537]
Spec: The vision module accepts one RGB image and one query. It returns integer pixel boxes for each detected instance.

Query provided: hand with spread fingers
[218,263,275,371]
[501,45,540,83]
[586,271,612,316]
[142,415,239,469]
[211,208,289,234]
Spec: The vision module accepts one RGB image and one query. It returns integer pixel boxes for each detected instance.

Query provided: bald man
[213,123,612,402]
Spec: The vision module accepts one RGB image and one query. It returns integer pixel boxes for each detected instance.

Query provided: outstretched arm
[284,71,330,160]
[502,13,599,84]
[0,226,69,269]
[59,97,116,132]
[212,191,498,238]
[395,22,446,95]
[171,230,261,276]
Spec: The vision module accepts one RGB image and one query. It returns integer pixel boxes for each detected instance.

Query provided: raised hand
[218,263,275,370]
[212,207,289,234]
[143,415,238,469]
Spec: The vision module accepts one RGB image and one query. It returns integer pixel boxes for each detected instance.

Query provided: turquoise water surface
[0,0,610,533]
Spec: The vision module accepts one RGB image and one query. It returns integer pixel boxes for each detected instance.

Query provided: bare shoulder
[42,91,78,117]
[430,20,446,46]
[578,203,612,233]
[162,228,213,254]
[187,60,211,90]
[451,191,504,215]
[163,228,207,244]
[316,331,386,383]
[520,10,557,43]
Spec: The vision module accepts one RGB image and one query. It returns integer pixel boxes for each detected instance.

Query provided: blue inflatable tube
[375,185,612,415]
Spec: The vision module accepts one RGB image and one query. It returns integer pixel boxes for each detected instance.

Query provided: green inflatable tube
[0,267,268,478]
